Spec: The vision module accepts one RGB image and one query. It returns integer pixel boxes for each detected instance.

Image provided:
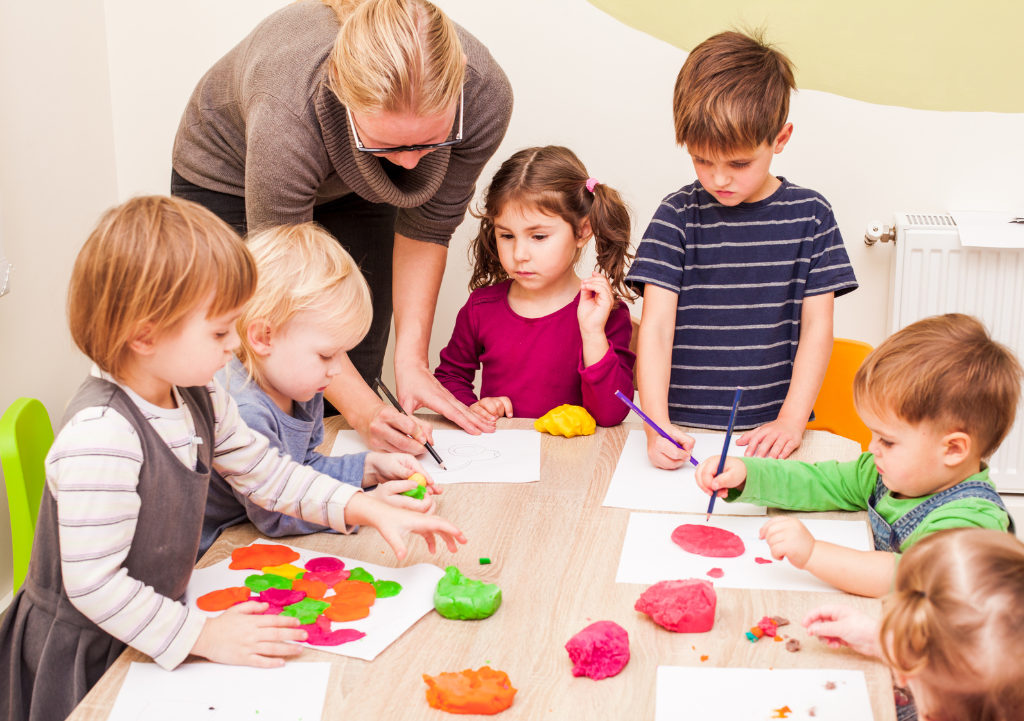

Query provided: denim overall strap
[867,475,899,552]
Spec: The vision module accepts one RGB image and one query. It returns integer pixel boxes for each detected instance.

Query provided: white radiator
[887,212,1023,492]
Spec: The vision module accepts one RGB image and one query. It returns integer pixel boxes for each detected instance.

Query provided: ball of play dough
[635,579,717,633]
[533,405,596,438]
[671,524,745,558]
[423,667,516,715]
[434,566,502,620]
[403,472,428,499]
[565,621,630,680]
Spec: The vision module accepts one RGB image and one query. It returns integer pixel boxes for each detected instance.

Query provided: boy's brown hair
[881,528,1024,720]
[853,313,1023,458]
[68,196,256,379]
[673,30,796,155]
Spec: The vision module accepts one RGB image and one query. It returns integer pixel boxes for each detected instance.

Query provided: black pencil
[373,377,447,470]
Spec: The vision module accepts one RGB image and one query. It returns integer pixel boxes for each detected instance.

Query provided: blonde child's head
[468,145,635,301]
[68,196,256,380]
[234,223,372,395]
[880,527,1024,720]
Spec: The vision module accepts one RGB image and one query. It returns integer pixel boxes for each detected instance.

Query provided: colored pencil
[374,377,447,470]
[707,387,744,521]
[614,390,699,468]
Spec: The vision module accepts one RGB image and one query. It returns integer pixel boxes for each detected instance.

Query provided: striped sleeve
[625,199,687,296]
[48,406,206,670]
[806,202,858,297]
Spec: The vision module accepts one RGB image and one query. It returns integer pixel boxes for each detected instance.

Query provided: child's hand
[803,605,881,658]
[363,452,438,493]
[191,601,306,667]
[759,516,815,568]
[343,492,467,561]
[367,478,438,514]
[578,271,614,336]
[645,424,695,470]
[737,417,804,459]
[470,396,513,423]
[695,455,748,498]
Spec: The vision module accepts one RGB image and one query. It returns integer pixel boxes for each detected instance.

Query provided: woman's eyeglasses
[348,87,464,154]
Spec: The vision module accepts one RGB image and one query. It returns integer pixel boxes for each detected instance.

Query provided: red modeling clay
[229,543,300,570]
[671,525,745,558]
[423,667,517,715]
[259,588,306,606]
[634,579,717,633]
[292,577,329,599]
[564,621,630,680]
[299,615,366,647]
[706,568,724,578]
[262,604,284,615]
[757,617,779,637]
[196,587,251,612]
[755,557,773,564]
[304,569,348,585]
[332,580,377,606]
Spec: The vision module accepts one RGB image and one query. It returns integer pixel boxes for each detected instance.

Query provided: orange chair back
[807,338,874,451]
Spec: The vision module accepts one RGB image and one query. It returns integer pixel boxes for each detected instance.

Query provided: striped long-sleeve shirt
[625,178,858,430]
[45,367,360,670]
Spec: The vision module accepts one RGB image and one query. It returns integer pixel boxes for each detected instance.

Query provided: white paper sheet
[615,513,871,592]
[184,542,445,660]
[949,210,1024,248]
[602,431,766,515]
[655,667,873,720]
[108,662,330,721]
[331,429,541,484]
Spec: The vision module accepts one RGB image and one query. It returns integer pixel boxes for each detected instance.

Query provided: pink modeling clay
[757,617,778,637]
[634,579,717,633]
[299,615,366,646]
[305,557,345,574]
[755,557,773,564]
[671,525,745,558]
[259,588,306,606]
[564,621,630,680]
[706,568,724,578]
[262,604,284,615]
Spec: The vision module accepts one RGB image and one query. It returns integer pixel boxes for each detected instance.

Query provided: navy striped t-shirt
[626,178,858,430]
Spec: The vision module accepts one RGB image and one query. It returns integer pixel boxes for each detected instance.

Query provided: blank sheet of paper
[602,431,765,515]
[108,662,330,721]
[656,667,873,720]
[615,513,871,592]
[331,429,541,484]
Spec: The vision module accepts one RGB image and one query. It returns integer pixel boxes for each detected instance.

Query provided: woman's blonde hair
[880,528,1024,720]
[324,0,464,115]
[235,223,372,387]
[68,196,256,379]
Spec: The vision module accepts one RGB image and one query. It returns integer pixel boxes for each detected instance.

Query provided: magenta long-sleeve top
[434,280,636,426]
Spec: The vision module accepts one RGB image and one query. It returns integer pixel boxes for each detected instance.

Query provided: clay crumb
[700,655,708,662]
[808,707,816,717]
[825,681,836,690]
[785,639,801,652]
[772,616,790,627]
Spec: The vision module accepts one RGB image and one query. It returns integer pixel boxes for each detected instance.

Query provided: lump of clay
[403,472,428,500]
[348,567,375,584]
[303,557,347,585]
[292,577,328,599]
[671,524,745,558]
[706,568,724,578]
[434,566,502,620]
[258,588,305,607]
[280,597,330,624]
[786,638,801,652]
[229,543,300,570]
[244,573,292,593]
[324,580,376,622]
[423,667,516,715]
[372,580,403,598]
[299,615,366,647]
[635,579,717,633]
[534,405,596,438]
[261,563,304,579]
[197,586,251,612]
[565,621,630,680]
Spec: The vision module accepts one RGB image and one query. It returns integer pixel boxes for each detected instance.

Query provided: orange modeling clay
[292,577,329,599]
[332,580,377,606]
[196,586,251,612]
[423,667,516,715]
[324,600,371,622]
[261,563,304,579]
[229,543,300,570]
[534,405,596,438]
[771,706,793,718]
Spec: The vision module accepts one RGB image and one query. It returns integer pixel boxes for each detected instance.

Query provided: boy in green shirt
[696,313,1021,597]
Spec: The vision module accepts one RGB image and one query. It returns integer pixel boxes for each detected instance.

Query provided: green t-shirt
[728,452,1009,551]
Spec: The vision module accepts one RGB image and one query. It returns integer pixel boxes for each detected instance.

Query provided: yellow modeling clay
[534,405,596,438]
[261,563,304,580]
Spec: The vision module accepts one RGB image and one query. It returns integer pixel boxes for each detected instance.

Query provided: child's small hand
[363,452,438,494]
[343,492,467,561]
[695,455,747,498]
[470,396,513,423]
[759,516,815,568]
[191,601,306,667]
[737,417,804,459]
[578,271,615,337]
[802,604,881,658]
[645,424,695,470]
[367,478,438,514]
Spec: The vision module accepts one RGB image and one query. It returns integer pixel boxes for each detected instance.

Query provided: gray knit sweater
[172,1,513,244]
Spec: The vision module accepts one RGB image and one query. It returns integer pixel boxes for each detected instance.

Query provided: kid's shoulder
[654,181,703,215]
[48,404,142,465]
[466,280,512,307]
[779,180,836,218]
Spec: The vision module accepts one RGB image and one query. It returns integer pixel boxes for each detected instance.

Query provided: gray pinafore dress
[0,377,214,721]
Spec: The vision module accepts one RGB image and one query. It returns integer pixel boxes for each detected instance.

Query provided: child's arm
[637,284,695,468]
[578,273,635,426]
[434,299,500,426]
[738,292,834,459]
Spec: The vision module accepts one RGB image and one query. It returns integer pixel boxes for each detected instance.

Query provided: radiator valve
[864,222,896,246]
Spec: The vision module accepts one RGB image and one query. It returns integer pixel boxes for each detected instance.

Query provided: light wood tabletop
[69,417,896,721]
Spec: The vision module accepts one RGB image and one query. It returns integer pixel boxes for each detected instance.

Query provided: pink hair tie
[586,177,600,193]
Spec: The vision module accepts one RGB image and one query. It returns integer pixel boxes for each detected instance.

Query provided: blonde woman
[172,0,512,452]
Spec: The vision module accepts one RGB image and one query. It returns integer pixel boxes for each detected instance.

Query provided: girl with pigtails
[434,146,637,427]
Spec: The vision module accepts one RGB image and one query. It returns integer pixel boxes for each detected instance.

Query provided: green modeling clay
[402,484,427,500]
[348,567,374,583]
[280,597,330,625]
[372,580,402,598]
[433,566,502,620]
[245,573,292,593]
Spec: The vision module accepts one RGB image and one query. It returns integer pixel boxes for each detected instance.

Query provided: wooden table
[70,418,896,721]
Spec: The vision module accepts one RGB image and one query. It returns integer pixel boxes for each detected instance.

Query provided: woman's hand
[191,602,306,667]
[343,492,467,561]
[802,605,881,658]
[361,403,435,455]
[396,362,494,434]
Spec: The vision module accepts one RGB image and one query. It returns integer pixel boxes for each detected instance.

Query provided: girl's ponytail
[587,182,636,302]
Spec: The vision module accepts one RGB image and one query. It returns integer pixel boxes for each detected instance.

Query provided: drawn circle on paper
[671,524,745,558]
[449,444,486,457]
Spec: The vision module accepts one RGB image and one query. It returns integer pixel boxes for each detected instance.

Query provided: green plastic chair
[0,398,54,593]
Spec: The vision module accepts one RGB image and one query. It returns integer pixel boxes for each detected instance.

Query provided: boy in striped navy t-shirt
[627,31,858,469]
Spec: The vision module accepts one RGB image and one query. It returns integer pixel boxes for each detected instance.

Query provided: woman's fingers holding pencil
[367,405,434,454]
[191,602,306,667]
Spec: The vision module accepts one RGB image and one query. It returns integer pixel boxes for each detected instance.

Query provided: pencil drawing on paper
[442,443,501,471]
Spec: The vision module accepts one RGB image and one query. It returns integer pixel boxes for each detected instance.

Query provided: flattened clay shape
[280,598,330,624]
[332,580,377,606]
[434,566,502,620]
[671,525,745,558]
[635,579,717,633]
[423,667,516,714]
[305,569,348,585]
[305,557,345,574]
[292,577,329,599]
[565,621,630,680]
[261,563,304,579]
[372,580,402,598]
[706,568,724,578]
[786,638,801,652]
[324,600,371,622]
[229,543,300,570]
[244,573,292,593]
[258,588,305,607]
[754,557,773,564]
[348,567,375,584]
[196,587,251,612]
[299,616,366,647]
